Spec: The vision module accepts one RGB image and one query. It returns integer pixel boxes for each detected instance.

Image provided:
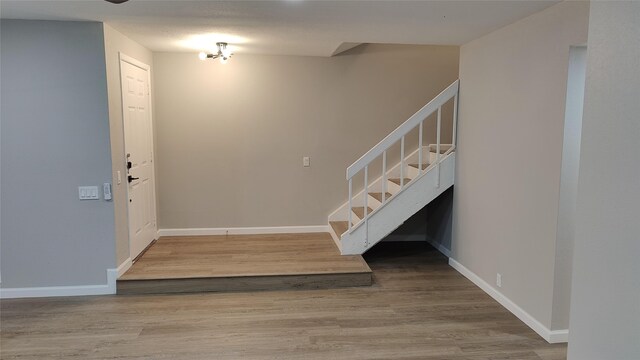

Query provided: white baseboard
[0,268,118,299]
[448,258,568,344]
[548,329,569,343]
[157,225,330,237]
[117,258,133,277]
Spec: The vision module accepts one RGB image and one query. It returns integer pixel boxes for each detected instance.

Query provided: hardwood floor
[117,233,372,294]
[121,233,370,279]
[0,242,567,359]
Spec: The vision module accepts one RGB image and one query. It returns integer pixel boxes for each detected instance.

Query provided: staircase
[328,80,459,255]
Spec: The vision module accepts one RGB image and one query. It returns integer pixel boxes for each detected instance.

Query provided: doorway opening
[552,45,587,331]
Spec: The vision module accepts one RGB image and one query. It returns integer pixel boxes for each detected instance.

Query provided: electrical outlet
[496,273,502,288]
[303,156,310,167]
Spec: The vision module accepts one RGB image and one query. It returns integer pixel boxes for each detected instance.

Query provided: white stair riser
[385,180,402,193]
[368,196,382,209]
[351,210,362,223]
[406,165,420,178]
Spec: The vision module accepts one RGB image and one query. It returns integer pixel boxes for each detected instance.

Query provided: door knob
[128,175,139,183]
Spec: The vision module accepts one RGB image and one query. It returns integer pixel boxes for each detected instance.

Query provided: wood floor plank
[0,242,567,360]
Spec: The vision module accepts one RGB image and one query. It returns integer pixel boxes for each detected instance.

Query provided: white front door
[120,55,157,260]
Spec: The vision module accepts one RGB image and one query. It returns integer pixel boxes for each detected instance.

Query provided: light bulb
[198,52,207,61]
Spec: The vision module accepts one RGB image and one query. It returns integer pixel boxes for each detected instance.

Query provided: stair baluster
[400,136,405,188]
[364,165,369,247]
[453,93,458,149]
[382,151,387,203]
[418,121,423,176]
[348,178,352,231]
[436,107,442,188]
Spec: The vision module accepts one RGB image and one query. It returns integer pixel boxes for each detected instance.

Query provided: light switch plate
[303,156,310,167]
[103,183,112,201]
[79,186,99,200]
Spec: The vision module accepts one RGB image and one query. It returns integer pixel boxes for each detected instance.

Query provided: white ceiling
[0,0,559,56]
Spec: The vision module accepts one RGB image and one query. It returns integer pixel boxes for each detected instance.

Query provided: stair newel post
[348,178,353,231]
[418,121,424,175]
[436,106,442,188]
[382,151,387,203]
[400,136,405,188]
[364,165,369,248]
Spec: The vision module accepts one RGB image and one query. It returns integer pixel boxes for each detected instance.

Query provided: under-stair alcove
[380,186,453,256]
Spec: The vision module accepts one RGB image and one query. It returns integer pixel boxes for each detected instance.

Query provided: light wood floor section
[117,232,372,294]
[121,233,369,279]
[1,243,567,360]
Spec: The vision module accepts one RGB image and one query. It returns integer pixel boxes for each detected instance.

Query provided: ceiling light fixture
[198,42,233,64]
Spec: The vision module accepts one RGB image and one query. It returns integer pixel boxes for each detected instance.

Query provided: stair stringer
[340,152,455,255]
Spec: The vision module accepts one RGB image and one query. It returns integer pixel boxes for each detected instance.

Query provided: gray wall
[153,44,459,229]
[102,23,155,267]
[567,2,640,358]
[0,20,115,287]
[453,1,589,330]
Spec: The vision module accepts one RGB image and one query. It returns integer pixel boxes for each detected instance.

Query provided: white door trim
[118,52,158,261]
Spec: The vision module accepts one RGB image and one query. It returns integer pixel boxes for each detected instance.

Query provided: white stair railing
[346,80,459,234]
